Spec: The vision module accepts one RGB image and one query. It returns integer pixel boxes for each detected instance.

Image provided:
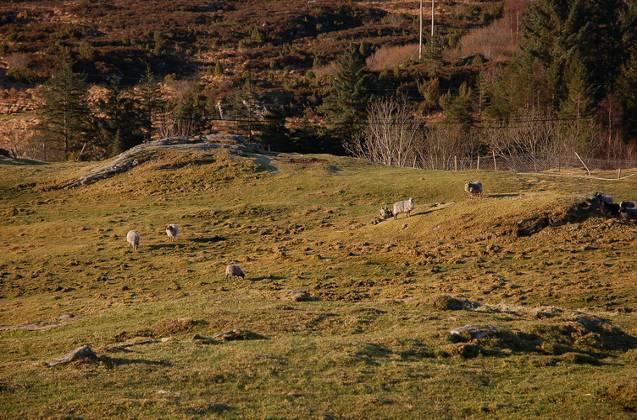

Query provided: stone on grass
[213,329,265,341]
[431,294,480,311]
[47,345,98,367]
[449,325,499,342]
[286,290,319,302]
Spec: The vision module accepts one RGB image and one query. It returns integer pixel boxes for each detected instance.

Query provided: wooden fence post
[574,152,591,175]
[454,156,457,172]
[477,155,480,171]
[492,151,497,171]
[618,168,622,179]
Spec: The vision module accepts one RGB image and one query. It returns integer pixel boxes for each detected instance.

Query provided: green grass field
[1,148,636,418]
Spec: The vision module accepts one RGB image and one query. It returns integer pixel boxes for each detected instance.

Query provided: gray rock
[213,329,265,341]
[449,325,499,342]
[287,290,319,302]
[47,345,97,367]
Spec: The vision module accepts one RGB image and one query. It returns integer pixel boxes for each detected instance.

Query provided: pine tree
[95,83,145,156]
[319,48,370,140]
[618,49,637,140]
[440,82,473,129]
[137,67,163,142]
[561,55,593,118]
[37,61,92,160]
[259,105,289,150]
[522,0,629,109]
[110,129,123,156]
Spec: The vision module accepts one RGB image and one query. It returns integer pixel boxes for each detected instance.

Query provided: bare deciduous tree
[347,97,425,168]
[481,108,600,170]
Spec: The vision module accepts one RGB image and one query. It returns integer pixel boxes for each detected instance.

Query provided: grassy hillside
[1,145,636,417]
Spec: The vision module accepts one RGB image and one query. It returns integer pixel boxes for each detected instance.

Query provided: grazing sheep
[126,230,140,251]
[600,200,621,217]
[379,206,393,220]
[166,224,179,241]
[225,264,245,279]
[464,181,483,196]
[620,201,635,210]
[590,192,620,217]
[393,198,415,219]
[592,192,614,205]
[620,206,637,221]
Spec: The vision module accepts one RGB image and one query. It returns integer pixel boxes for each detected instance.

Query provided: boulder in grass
[47,345,98,367]
[449,325,499,342]
[213,329,265,341]
[286,290,319,302]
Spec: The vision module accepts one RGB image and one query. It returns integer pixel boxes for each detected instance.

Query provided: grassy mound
[1,149,637,417]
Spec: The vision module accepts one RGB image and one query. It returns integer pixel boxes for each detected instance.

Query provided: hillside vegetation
[1,141,637,417]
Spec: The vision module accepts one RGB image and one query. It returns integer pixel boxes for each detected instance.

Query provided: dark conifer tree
[37,61,92,160]
[319,48,370,140]
[137,67,163,142]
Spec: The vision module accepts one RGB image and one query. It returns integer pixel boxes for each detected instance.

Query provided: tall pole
[431,0,435,47]
[418,0,423,60]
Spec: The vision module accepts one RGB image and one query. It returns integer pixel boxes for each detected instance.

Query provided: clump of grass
[431,294,468,310]
[605,379,637,411]
[443,343,481,358]
[559,352,600,366]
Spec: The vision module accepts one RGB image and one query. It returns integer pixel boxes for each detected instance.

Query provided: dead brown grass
[366,43,418,71]
[444,0,530,62]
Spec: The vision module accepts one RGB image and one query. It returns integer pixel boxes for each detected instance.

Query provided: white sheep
[464,181,483,196]
[225,264,245,279]
[393,198,414,219]
[166,224,179,241]
[126,230,140,251]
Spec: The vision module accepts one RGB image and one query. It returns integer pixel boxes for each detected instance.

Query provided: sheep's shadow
[102,357,172,368]
[405,204,454,218]
[250,274,286,282]
[147,243,185,251]
[485,193,522,199]
[252,154,278,173]
[191,235,226,244]
[0,156,46,166]
[353,343,392,366]
[326,164,341,174]
[185,403,233,415]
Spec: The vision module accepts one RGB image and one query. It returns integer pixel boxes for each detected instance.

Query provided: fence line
[421,154,637,173]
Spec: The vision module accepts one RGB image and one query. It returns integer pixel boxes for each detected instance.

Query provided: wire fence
[5,113,637,175]
[422,153,637,173]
